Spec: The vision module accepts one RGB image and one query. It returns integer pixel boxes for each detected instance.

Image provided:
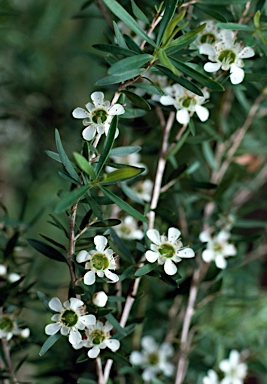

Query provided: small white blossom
[72,91,125,141]
[219,350,247,384]
[45,297,96,345]
[76,235,119,285]
[130,336,175,381]
[0,314,29,341]
[145,227,195,275]
[195,20,231,50]
[131,179,153,202]
[73,320,120,358]
[115,216,144,240]
[202,369,220,384]
[92,291,108,307]
[201,31,255,84]
[160,84,210,124]
[199,230,237,269]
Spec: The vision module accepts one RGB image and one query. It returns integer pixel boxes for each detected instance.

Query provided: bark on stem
[1,339,19,383]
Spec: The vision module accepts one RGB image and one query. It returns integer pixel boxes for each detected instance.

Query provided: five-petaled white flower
[0,314,30,341]
[72,91,125,141]
[219,350,247,384]
[160,84,210,125]
[131,179,153,202]
[130,336,175,381]
[199,230,236,269]
[115,216,144,240]
[201,31,255,84]
[73,320,120,358]
[76,235,119,285]
[195,20,231,50]
[202,369,220,384]
[145,227,195,275]
[45,297,95,345]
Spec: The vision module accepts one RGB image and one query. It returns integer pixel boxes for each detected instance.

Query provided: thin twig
[68,202,78,287]
[1,339,19,383]
[96,357,105,384]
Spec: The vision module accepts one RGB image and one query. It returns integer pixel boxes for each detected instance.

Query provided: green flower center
[148,352,159,365]
[218,49,236,65]
[158,243,176,259]
[91,253,109,271]
[182,97,196,109]
[91,329,106,345]
[213,242,223,253]
[200,33,216,44]
[61,310,78,327]
[119,224,132,236]
[92,109,108,124]
[0,317,13,332]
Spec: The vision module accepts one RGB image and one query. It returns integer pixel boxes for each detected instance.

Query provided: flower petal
[141,336,157,352]
[202,249,214,263]
[105,270,119,282]
[88,346,100,358]
[94,235,108,252]
[177,247,195,258]
[72,108,88,119]
[91,91,104,107]
[109,104,125,116]
[164,259,177,275]
[76,250,90,263]
[45,323,61,335]
[160,95,175,106]
[176,108,190,125]
[199,43,215,57]
[106,338,120,352]
[84,270,95,285]
[230,64,244,85]
[199,231,211,243]
[82,125,96,141]
[168,227,181,242]
[129,351,143,365]
[145,250,158,263]
[204,62,221,73]
[69,297,84,311]
[49,297,64,312]
[69,328,82,345]
[195,105,209,122]
[146,229,161,245]
[224,244,236,256]
[239,46,254,59]
[217,231,229,242]
[215,254,227,269]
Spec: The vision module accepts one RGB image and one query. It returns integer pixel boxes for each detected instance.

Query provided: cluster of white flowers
[130,336,175,381]
[202,350,247,384]
[196,20,255,84]
[199,230,237,269]
[160,84,210,125]
[145,227,195,275]
[72,91,125,141]
[45,296,120,358]
[0,314,30,341]
[0,264,21,283]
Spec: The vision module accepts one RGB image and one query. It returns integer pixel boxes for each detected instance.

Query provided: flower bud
[92,291,108,307]
[0,264,7,276]
[8,273,21,283]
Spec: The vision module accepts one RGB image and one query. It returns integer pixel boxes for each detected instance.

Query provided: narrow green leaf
[156,65,203,96]
[90,219,121,228]
[93,43,136,56]
[202,141,217,171]
[134,263,158,277]
[96,69,144,86]
[167,24,206,49]
[130,0,149,23]
[103,350,132,366]
[199,0,247,3]
[168,58,224,91]
[122,90,151,110]
[216,22,254,31]
[110,227,135,263]
[253,10,261,28]
[37,291,51,311]
[103,0,156,47]
[121,181,145,204]
[114,323,136,340]
[85,193,103,220]
[156,0,179,46]
[113,21,128,49]
[96,115,118,175]
[55,129,80,184]
[55,185,91,214]
[108,54,153,75]
[39,334,61,356]
[40,234,66,251]
[162,11,186,46]
[45,150,61,163]
[100,167,144,185]
[119,265,135,282]
[73,152,97,180]
[100,186,148,222]
[4,232,19,260]
[58,171,81,185]
[27,239,66,263]
[157,49,180,76]
[132,81,164,96]
[120,107,147,119]
[105,313,127,336]
[124,35,143,53]
[110,145,141,157]
[166,130,190,159]
[77,379,96,384]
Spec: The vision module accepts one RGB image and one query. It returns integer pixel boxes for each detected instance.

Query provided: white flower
[72,91,125,141]
[75,320,120,358]
[130,336,175,381]
[195,20,231,50]
[145,227,195,275]
[199,230,237,269]
[92,291,108,307]
[131,179,153,202]
[0,314,28,341]
[115,216,144,240]
[45,297,96,345]
[201,31,255,84]
[76,235,119,285]
[106,152,147,174]
[160,84,210,124]
[202,369,220,384]
[219,350,247,384]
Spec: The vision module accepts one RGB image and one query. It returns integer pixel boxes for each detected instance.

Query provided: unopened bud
[8,273,21,283]
[92,291,108,307]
